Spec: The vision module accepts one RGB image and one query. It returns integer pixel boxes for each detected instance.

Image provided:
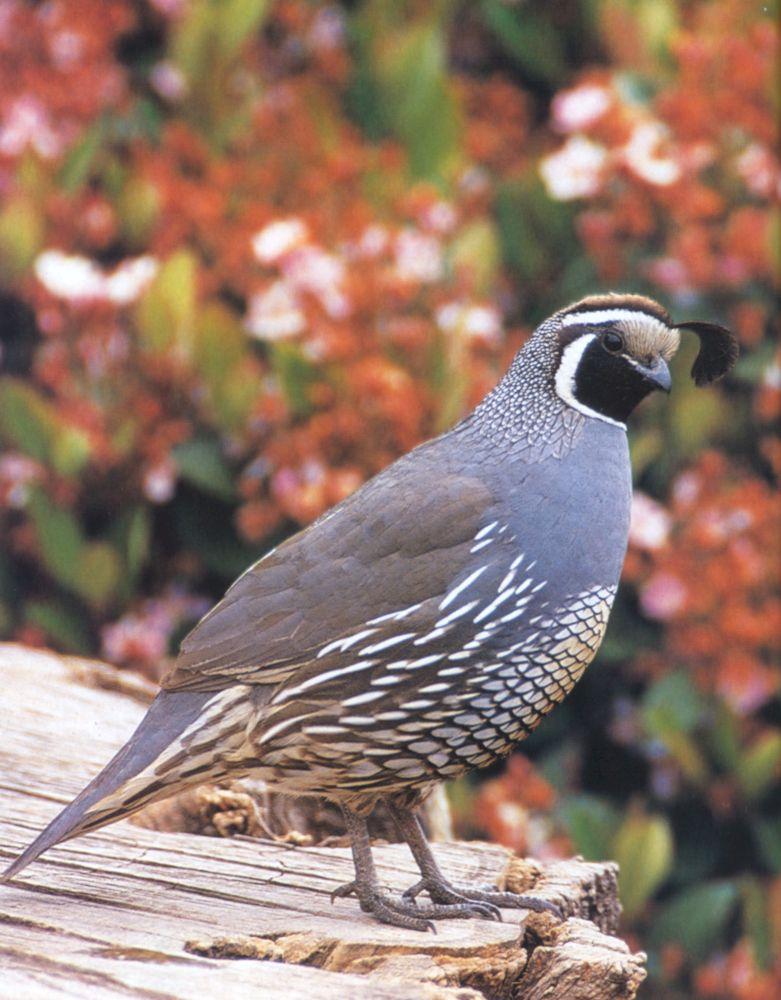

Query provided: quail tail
[2,690,214,881]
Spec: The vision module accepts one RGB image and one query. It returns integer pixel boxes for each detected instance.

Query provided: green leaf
[117,175,160,248]
[373,17,461,179]
[77,542,121,610]
[174,492,263,580]
[495,177,577,285]
[742,877,772,970]
[641,671,706,737]
[270,343,319,418]
[736,730,781,801]
[480,0,567,84]
[109,506,151,586]
[641,672,709,784]
[449,220,501,295]
[0,195,44,280]
[26,489,84,592]
[558,794,622,860]
[216,0,269,59]
[0,379,92,476]
[25,599,91,653]
[173,436,236,501]
[650,881,739,963]
[0,378,56,464]
[135,250,197,357]
[195,303,248,383]
[752,818,781,873]
[50,425,92,477]
[612,811,673,919]
[707,703,742,771]
[58,118,104,192]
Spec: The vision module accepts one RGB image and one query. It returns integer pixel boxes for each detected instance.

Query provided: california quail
[3,293,737,930]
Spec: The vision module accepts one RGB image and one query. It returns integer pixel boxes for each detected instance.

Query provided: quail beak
[637,356,672,393]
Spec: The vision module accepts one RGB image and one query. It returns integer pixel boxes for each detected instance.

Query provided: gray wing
[162,437,494,692]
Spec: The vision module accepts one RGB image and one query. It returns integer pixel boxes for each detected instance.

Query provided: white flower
[0,95,63,159]
[354,224,389,258]
[762,361,781,391]
[421,200,458,234]
[629,492,672,551]
[540,136,608,200]
[245,281,306,341]
[150,61,188,102]
[34,251,158,304]
[308,6,345,51]
[283,246,350,319]
[623,122,681,186]
[35,251,105,300]
[394,229,443,283]
[143,460,176,504]
[49,30,85,70]
[252,218,310,265]
[104,256,159,305]
[436,301,502,345]
[551,84,611,133]
[736,143,781,199]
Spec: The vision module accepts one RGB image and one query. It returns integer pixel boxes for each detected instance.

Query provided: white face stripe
[560,308,665,327]
[554,334,627,430]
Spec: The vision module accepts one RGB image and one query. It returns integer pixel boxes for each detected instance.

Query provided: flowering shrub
[0,1,777,993]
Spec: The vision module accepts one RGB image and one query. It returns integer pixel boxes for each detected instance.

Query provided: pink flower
[0,453,42,509]
[282,246,350,319]
[539,136,608,201]
[251,218,310,265]
[622,122,681,186]
[735,143,780,199]
[640,572,688,621]
[630,492,672,551]
[150,62,188,102]
[436,301,503,345]
[245,281,306,341]
[0,95,64,159]
[551,84,611,133]
[393,229,443,283]
[143,459,177,504]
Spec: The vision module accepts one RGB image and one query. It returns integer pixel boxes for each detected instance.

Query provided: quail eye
[602,331,624,354]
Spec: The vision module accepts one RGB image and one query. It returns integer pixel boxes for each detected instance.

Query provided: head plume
[674,321,740,386]
[557,293,739,386]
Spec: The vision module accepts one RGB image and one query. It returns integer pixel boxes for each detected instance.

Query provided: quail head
[3,293,738,931]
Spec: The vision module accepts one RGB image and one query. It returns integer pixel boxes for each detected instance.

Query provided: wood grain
[0,644,646,998]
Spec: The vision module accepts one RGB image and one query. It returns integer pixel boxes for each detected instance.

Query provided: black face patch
[573,338,657,422]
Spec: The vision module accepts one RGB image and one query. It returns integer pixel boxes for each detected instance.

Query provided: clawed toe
[330,880,357,902]
[333,882,504,930]
[465,888,563,919]
[402,876,562,921]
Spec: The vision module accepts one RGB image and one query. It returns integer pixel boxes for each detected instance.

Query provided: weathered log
[0,643,646,999]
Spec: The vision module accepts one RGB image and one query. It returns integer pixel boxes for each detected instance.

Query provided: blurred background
[0,0,777,995]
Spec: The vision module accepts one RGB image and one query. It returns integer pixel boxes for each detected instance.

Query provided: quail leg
[389,804,562,919]
[333,808,501,931]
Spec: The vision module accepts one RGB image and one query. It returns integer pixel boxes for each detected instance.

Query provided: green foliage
[613,810,674,919]
[557,794,622,860]
[351,1,461,180]
[650,880,739,962]
[136,250,197,357]
[26,490,121,611]
[480,0,567,84]
[173,437,236,502]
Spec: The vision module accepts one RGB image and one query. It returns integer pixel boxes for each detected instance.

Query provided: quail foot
[3,293,738,931]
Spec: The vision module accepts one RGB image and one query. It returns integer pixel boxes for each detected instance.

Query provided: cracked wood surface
[0,644,646,999]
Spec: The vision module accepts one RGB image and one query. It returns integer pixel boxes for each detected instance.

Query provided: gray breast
[249,417,632,799]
